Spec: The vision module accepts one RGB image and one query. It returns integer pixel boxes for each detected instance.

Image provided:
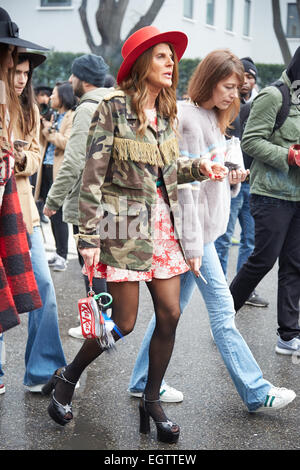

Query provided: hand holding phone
[13,140,28,166]
[14,139,28,149]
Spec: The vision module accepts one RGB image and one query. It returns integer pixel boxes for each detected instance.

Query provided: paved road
[0,222,299,451]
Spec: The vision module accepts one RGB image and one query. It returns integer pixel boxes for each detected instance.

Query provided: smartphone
[224,161,240,171]
[14,139,28,148]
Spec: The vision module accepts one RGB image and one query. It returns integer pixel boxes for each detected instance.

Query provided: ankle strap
[143,395,160,403]
[55,367,77,386]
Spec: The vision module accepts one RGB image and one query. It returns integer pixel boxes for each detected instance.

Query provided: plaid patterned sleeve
[0,174,42,333]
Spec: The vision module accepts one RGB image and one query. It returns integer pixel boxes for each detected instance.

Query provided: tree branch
[126,0,165,40]
[272,0,291,66]
[79,0,97,52]
[96,0,129,46]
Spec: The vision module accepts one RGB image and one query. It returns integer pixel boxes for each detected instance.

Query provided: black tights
[54,276,181,422]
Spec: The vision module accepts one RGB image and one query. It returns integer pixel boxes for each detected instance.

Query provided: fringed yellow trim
[160,138,180,165]
[113,137,179,167]
[103,90,125,102]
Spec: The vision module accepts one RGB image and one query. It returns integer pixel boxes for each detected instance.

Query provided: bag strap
[79,98,99,105]
[271,80,291,133]
[86,264,95,296]
[86,263,113,307]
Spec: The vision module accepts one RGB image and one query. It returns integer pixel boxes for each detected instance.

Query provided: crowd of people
[0,6,299,444]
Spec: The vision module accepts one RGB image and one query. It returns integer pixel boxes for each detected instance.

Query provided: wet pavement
[0,222,299,452]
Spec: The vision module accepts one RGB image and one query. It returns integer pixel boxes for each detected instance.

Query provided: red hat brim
[117,30,188,84]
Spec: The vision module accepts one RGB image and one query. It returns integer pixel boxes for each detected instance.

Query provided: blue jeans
[128,242,271,411]
[23,226,66,385]
[24,226,66,385]
[215,183,254,276]
[0,227,66,386]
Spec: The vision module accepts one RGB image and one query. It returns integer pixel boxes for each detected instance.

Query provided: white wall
[251,0,299,62]
[1,0,299,63]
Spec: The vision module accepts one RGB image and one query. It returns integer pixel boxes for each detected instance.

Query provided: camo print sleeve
[177,157,208,184]
[78,100,114,248]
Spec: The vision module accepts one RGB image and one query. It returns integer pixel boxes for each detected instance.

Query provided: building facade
[2,0,300,64]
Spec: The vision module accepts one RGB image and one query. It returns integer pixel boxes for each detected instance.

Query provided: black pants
[41,164,69,260]
[230,194,300,341]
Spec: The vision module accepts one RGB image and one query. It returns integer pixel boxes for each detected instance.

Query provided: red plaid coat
[0,172,42,333]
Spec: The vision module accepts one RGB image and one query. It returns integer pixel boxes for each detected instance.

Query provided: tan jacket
[14,104,41,234]
[34,109,74,200]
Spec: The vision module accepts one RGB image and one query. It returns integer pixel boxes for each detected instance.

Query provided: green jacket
[78,90,207,272]
[242,71,300,201]
[45,87,113,224]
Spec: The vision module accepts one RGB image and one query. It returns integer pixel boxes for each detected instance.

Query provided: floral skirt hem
[82,187,189,282]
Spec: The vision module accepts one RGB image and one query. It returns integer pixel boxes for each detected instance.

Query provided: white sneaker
[52,255,68,272]
[25,384,44,393]
[68,325,84,339]
[0,383,5,394]
[275,337,300,356]
[48,253,59,267]
[129,383,183,403]
[26,381,80,393]
[253,387,296,412]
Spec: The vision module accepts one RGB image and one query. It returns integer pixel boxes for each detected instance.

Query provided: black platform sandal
[41,367,76,426]
[139,396,180,443]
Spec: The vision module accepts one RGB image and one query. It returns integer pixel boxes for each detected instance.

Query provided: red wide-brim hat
[117,26,188,84]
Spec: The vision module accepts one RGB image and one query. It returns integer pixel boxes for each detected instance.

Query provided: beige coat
[34,109,74,201]
[14,104,41,234]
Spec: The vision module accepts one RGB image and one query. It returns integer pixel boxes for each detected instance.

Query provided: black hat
[34,85,52,96]
[0,7,48,51]
[71,54,109,87]
[286,46,300,83]
[240,57,258,81]
[18,48,46,68]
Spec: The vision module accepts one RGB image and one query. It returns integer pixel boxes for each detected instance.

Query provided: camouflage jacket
[78,90,207,272]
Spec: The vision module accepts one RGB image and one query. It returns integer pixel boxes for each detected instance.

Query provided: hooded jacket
[242,53,300,201]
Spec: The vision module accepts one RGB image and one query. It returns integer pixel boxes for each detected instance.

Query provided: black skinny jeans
[230,194,300,341]
[41,164,69,260]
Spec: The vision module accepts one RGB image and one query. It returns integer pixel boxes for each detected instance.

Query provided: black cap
[71,54,109,87]
[34,85,52,95]
[240,57,258,81]
[0,7,48,51]
[286,46,300,83]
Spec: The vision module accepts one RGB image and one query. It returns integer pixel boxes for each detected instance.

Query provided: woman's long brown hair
[17,55,37,137]
[119,43,179,137]
[0,43,23,141]
[188,49,244,135]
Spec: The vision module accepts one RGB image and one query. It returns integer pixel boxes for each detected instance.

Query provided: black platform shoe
[41,367,76,426]
[139,396,180,443]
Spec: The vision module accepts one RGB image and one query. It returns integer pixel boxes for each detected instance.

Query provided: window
[40,0,71,6]
[287,3,300,38]
[206,0,215,25]
[226,0,235,31]
[183,0,194,19]
[243,0,251,36]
